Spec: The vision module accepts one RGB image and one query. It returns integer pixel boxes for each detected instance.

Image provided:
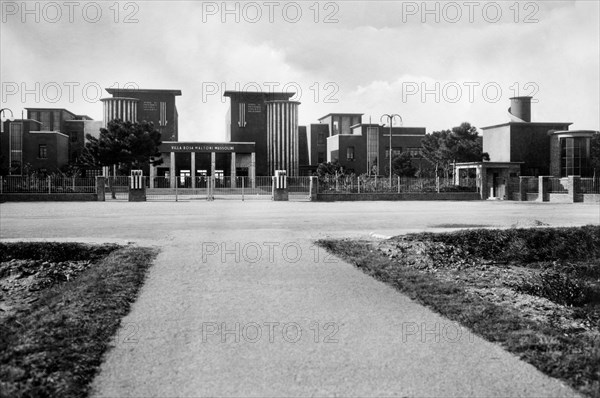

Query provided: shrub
[0,242,119,263]
[509,270,592,306]
[406,225,600,263]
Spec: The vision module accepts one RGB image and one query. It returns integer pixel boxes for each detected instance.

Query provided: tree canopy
[82,119,163,171]
[384,151,417,177]
[316,161,345,177]
[421,122,489,178]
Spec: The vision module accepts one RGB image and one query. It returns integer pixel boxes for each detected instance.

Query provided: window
[405,147,422,158]
[52,110,61,131]
[160,102,167,126]
[367,127,379,175]
[86,169,103,178]
[561,137,591,177]
[70,131,78,142]
[40,112,51,130]
[346,146,355,161]
[385,147,403,159]
[9,123,23,175]
[317,132,326,145]
[317,151,325,164]
[333,120,339,135]
[238,103,246,127]
[38,144,48,159]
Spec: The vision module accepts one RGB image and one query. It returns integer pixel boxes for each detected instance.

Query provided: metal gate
[211,177,273,201]
[146,177,210,201]
[103,176,311,201]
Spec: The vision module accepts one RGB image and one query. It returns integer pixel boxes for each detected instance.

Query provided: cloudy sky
[1,0,598,141]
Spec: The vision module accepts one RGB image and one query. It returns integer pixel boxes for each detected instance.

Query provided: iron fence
[145,177,209,201]
[204,177,275,200]
[234,176,274,199]
[104,176,129,200]
[316,176,477,194]
[507,177,521,199]
[548,178,568,193]
[580,178,600,194]
[141,176,276,201]
[0,176,96,194]
[287,176,311,200]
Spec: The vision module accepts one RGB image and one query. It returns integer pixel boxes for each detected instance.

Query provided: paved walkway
[2,201,597,397]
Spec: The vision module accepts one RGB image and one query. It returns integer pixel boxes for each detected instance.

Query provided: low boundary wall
[583,194,600,203]
[0,194,98,202]
[517,176,599,203]
[316,192,481,202]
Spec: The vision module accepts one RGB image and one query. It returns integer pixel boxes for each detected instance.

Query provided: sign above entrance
[160,142,255,153]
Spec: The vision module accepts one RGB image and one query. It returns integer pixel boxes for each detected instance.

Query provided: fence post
[48,176,51,194]
[211,177,215,201]
[175,179,178,202]
[206,177,210,200]
[397,176,400,193]
[95,177,105,201]
[309,176,318,201]
[568,175,582,203]
[538,176,549,202]
[518,177,527,201]
[358,177,361,193]
[0,176,2,194]
[241,177,244,201]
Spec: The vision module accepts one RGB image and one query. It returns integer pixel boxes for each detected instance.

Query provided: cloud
[1,0,598,140]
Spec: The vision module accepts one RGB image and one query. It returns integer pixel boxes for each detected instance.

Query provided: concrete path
[1,201,598,397]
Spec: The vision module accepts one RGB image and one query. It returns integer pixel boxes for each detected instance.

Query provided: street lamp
[0,108,14,118]
[0,108,14,133]
[380,113,402,187]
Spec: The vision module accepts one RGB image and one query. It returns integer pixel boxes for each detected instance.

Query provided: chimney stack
[508,96,532,122]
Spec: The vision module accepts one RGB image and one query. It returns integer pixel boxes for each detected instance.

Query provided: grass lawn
[0,242,157,398]
[318,225,600,398]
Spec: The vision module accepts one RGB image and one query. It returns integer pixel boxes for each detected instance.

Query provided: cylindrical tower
[266,100,300,176]
[508,96,532,122]
[100,97,139,127]
[548,130,597,177]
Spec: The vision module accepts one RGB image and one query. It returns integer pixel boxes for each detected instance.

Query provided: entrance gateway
[152,141,256,189]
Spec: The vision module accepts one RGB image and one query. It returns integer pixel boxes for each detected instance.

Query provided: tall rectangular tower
[224,91,300,176]
[104,88,181,141]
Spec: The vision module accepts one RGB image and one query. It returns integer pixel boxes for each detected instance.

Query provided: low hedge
[0,242,120,263]
[405,225,600,263]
